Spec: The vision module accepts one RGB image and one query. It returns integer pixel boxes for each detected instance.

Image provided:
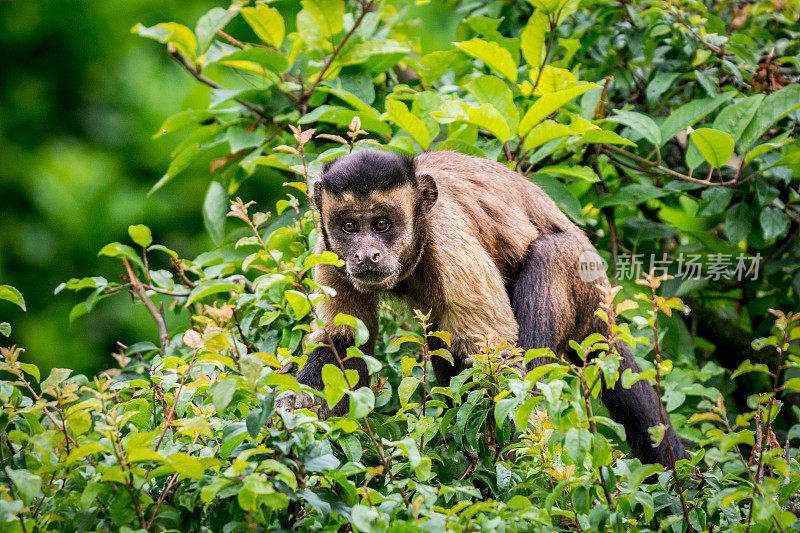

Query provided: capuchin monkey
[281,149,686,467]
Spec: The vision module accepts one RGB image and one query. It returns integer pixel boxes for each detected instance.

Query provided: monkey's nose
[370,251,381,262]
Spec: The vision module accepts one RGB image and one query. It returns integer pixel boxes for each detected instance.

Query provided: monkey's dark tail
[601,341,688,469]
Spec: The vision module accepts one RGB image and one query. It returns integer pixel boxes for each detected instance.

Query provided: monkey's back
[415,151,590,275]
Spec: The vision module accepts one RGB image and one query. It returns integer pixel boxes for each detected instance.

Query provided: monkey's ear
[415,171,438,212]
[312,182,324,211]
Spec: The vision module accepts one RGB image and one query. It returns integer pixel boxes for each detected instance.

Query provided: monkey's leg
[511,233,686,466]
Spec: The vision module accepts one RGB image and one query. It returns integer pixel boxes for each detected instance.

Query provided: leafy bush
[2,0,800,531]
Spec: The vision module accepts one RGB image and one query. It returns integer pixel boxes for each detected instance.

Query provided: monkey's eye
[373,218,391,232]
[341,220,358,234]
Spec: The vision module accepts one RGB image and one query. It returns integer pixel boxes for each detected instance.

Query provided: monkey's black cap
[319,150,415,197]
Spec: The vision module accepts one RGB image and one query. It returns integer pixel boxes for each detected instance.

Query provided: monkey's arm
[289,263,378,418]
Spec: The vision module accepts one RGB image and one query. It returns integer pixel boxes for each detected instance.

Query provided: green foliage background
[0,0,231,375]
[2,0,800,531]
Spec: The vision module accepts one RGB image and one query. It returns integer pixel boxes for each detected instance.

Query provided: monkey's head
[313,150,438,292]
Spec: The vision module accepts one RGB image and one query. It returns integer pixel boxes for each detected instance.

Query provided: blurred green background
[0,0,462,378]
[0,0,227,376]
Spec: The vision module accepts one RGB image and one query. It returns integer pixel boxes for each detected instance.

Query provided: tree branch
[601,144,739,186]
[167,44,269,121]
[296,0,378,111]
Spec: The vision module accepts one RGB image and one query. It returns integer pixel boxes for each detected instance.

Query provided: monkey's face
[320,188,421,292]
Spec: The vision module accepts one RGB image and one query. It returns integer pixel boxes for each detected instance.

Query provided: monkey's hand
[275,390,317,411]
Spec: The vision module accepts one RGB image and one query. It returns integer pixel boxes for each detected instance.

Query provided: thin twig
[144,349,199,481]
[147,433,200,528]
[124,258,170,354]
[602,144,735,186]
[297,0,378,110]
[167,44,269,121]
[647,274,693,531]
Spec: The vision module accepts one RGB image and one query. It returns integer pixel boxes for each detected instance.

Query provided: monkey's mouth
[351,270,391,284]
[347,267,397,290]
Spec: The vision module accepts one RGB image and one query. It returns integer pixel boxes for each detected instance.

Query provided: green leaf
[383,99,430,150]
[321,364,358,408]
[203,181,228,245]
[533,66,578,94]
[227,126,266,152]
[0,322,10,337]
[466,75,519,135]
[196,7,236,53]
[0,285,26,311]
[398,376,420,406]
[109,490,136,527]
[523,120,576,150]
[565,427,592,463]
[606,110,661,146]
[304,251,344,268]
[455,38,518,82]
[188,279,237,304]
[216,48,289,74]
[301,441,341,472]
[520,16,546,69]
[576,128,637,147]
[760,207,790,241]
[731,359,770,379]
[648,423,667,447]
[740,84,800,152]
[528,175,584,224]
[128,224,153,248]
[725,203,754,244]
[339,40,410,67]
[429,330,451,346]
[240,4,285,47]
[646,72,681,105]
[7,469,42,505]
[240,353,264,391]
[744,130,793,164]
[41,367,72,393]
[594,184,667,207]
[285,290,312,320]
[698,187,733,216]
[659,92,735,144]
[98,242,146,273]
[465,103,510,143]
[212,378,238,414]
[712,94,764,144]
[783,378,800,392]
[18,362,39,382]
[301,0,344,39]
[690,128,734,168]
[66,443,106,465]
[536,164,599,182]
[168,452,205,479]
[348,387,374,418]
[519,83,597,137]
[333,313,370,347]
[133,22,197,60]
